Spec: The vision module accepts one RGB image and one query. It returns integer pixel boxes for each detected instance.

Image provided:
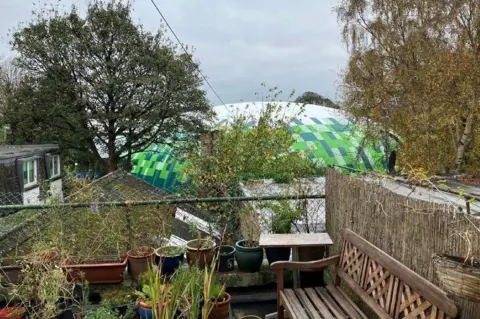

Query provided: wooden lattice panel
[340,240,366,285]
[363,257,399,316]
[396,284,452,319]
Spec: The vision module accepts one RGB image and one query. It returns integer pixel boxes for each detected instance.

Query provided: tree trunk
[455,108,476,172]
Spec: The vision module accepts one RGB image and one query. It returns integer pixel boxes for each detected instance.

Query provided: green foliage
[6,0,212,171]
[258,200,302,234]
[100,286,135,307]
[187,96,320,196]
[84,307,119,319]
[295,91,339,109]
[208,276,225,300]
[157,245,185,257]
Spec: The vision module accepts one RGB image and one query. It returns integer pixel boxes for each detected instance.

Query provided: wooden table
[259,233,333,289]
[260,233,333,319]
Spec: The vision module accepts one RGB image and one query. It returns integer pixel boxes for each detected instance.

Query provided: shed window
[23,159,38,187]
[49,155,61,178]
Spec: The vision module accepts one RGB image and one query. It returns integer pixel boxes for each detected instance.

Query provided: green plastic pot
[234,240,264,273]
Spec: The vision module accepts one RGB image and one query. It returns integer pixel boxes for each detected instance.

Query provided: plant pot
[297,246,327,288]
[0,259,22,284]
[60,255,128,283]
[208,292,231,319]
[234,240,264,273]
[265,247,291,265]
[127,247,155,281]
[239,316,262,319]
[433,254,480,302]
[216,246,235,273]
[186,239,216,270]
[155,246,184,275]
[0,306,24,319]
[138,300,176,319]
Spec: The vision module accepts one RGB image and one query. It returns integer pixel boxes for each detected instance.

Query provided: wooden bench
[271,229,458,319]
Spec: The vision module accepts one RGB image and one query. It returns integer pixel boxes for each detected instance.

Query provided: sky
[0,0,348,106]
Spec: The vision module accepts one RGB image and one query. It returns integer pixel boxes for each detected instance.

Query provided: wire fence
[0,170,327,259]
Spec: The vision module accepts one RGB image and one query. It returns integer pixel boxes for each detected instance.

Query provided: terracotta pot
[208,292,231,319]
[127,247,155,281]
[0,259,22,284]
[0,306,24,319]
[60,255,128,283]
[186,239,216,270]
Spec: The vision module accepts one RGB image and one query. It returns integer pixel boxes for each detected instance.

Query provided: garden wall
[325,168,480,318]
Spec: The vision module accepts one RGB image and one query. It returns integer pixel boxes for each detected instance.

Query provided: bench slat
[337,287,369,319]
[280,290,300,319]
[294,289,322,319]
[305,288,335,319]
[341,229,458,318]
[283,289,309,319]
[326,285,365,319]
[337,268,392,319]
[315,287,346,319]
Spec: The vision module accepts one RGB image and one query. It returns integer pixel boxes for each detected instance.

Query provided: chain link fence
[0,170,326,259]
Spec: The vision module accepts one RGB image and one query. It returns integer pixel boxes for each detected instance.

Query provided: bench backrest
[336,229,458,319]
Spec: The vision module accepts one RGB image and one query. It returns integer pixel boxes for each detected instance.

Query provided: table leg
[292,247,299,289]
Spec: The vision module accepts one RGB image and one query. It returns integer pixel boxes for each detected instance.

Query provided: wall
[49,179,63,201]
[325,168,480,318]
[23,187,42,205]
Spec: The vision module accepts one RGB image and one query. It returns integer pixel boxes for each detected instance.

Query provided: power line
[149,0,230,110]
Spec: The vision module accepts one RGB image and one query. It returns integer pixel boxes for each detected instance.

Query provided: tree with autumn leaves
[337,0,480,174]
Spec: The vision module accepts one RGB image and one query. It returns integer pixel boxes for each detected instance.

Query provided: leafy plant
[84,307,119,319]
[259,200,303,234]
[9,258,76,319]
[157,246,185,257]
[100,286,135,307]
[208,276,226,301]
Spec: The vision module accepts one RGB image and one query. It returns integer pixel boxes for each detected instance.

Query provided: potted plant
[136,267,177,319]
[127,246,155,281]
[216,246,235,273]
[100,286,136,315]
[0,306,25,319]
[60,255,128,284]
[155,246,185,275]
[234,238,264,273]
[261,201,300,265]
[0,258,22,285]
[207,277,231,319]
[186,238,216,270]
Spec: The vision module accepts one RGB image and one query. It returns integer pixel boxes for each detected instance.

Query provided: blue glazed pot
[155,246,184,275]
[138,301,181,319]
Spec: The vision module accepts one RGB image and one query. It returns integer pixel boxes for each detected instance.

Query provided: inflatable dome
[131,102,391,192]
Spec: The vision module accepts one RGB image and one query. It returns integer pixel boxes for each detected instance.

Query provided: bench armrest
[271,255,340,271]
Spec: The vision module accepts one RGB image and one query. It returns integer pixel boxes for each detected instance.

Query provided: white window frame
[50,155,61,178]
[23,159,38,187]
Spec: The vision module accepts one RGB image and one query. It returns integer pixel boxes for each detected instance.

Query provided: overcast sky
[0,0,348,106]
